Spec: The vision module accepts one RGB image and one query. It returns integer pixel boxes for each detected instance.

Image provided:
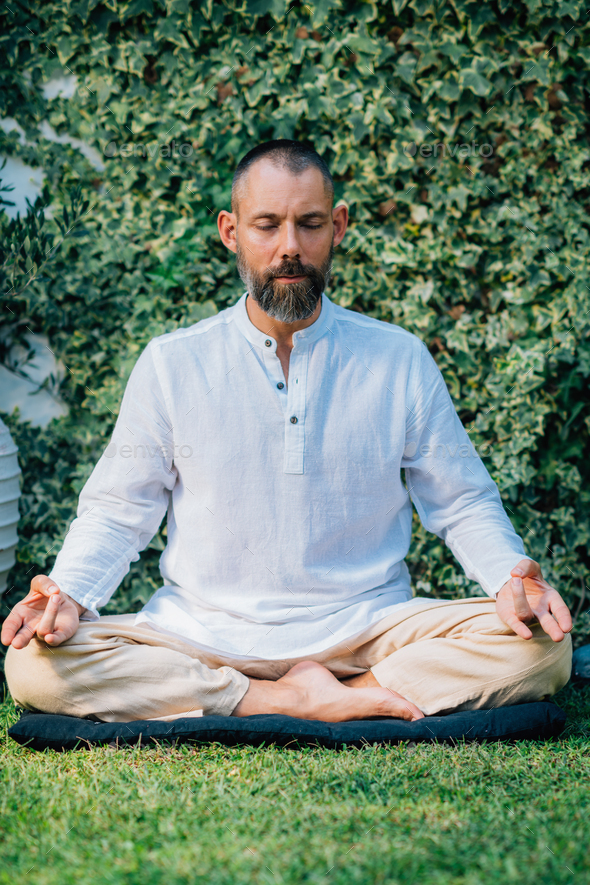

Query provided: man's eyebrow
[250,210,330,221]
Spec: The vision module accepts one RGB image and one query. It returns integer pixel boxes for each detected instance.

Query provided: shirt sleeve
[48,341,176,619]
[400,341,526,598]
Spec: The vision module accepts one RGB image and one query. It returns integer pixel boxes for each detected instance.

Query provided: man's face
[230,160,337,323]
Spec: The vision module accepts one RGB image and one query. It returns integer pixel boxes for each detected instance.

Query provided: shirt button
[264,339,272,347]
[277,382,284,390]
[290,416,298,424]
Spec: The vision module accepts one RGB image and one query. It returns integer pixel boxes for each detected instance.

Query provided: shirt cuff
[487,557,527,598]
[79,606,100,621]
[47,570,102,621]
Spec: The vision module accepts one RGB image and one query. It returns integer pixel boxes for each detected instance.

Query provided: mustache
[268,262,309,279]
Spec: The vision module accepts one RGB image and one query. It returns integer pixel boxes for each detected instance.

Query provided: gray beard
[236,238,334,323]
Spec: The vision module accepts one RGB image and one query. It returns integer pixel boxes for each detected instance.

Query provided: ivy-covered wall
[1,0,589,663]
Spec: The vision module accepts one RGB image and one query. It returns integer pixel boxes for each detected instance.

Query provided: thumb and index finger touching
[28,574,63,601]
[1,574,66,649]
[508,558,572,639]
[505,559,536,637]
[33,589,68,647]
[510,558,542,581]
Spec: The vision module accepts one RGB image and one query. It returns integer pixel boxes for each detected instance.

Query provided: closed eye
[257,223,323,230]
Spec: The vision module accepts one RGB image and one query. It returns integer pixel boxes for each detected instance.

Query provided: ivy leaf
[245,0,277,17]
[120,0,155,21]
[396,51,418,84]
[460,69,492,96]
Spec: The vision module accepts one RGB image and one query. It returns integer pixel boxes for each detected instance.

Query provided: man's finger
[30,575,62,599]
[548,595,573,635]
[511,558,541,579]
[42,627,71,646]
[536,610,565,642]
[511,576,535,621]
[36,593,61,641]
[502,611,534,640]
[1,610,26,647]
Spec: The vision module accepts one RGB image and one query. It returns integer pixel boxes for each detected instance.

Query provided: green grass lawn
[1,683,589,885]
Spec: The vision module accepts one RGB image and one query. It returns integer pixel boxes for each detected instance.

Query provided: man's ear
[218,210,238,254]
[332,200,348,248]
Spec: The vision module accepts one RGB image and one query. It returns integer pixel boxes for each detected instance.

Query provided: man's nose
[278,222,301,258]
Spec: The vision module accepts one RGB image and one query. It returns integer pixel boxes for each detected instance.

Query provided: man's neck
[245,293,322,387]
[245,293,322,351]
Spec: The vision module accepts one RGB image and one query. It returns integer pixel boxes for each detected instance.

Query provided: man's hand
[1,575,86,649]
[495,558,572,642]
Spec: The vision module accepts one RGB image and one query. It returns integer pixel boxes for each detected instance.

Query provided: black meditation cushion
[9,702,566,752]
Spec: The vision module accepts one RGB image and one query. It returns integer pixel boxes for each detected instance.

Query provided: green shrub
[1,0,589,668]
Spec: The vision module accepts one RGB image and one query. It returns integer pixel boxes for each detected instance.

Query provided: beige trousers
[4,597,572,722]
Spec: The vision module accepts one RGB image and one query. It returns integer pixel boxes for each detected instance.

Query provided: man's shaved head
[231,139,334,217]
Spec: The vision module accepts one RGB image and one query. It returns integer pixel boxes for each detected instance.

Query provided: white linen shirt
[49,291,527,659]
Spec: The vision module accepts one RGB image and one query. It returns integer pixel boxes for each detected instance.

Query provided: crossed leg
[338,597,572,716]
[4,614,424,723]
[4,599,572,723]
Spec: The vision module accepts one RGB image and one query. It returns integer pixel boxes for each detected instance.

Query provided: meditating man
[3,139,572,724]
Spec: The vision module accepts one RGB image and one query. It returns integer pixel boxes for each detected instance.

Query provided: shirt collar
[232,290,334,350]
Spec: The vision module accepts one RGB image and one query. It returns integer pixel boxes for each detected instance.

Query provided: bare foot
[231,660,424,721]
[341,670,381,689]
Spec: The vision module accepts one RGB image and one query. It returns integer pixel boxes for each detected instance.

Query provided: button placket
[261,342,288,412]
[283,342,308,474]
